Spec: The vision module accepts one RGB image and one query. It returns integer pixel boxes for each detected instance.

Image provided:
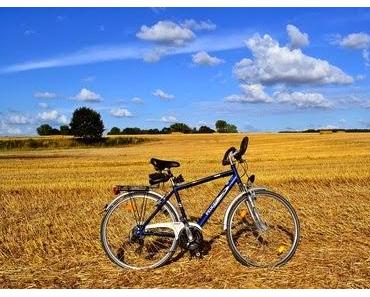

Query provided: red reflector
[113,186,120,195]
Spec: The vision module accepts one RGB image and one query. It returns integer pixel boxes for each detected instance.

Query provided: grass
[0,135,153,151]
[0,133,369,288]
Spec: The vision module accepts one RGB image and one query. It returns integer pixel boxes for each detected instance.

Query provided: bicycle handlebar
[221,136,249,166]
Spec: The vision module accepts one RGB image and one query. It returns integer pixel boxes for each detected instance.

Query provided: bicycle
[100,136,300,270]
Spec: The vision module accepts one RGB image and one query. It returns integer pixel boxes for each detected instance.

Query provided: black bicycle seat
[150,158,180,171]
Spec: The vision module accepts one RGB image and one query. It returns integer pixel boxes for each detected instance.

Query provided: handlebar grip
[234,136,249,160]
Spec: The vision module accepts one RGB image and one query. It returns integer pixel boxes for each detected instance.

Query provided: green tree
[108,127,121,135]
[198,125,215,134]
[121,127,142,135]
[51,128,61,135]
[69,107,104,140]
[37,124,53,136]
[60,125,71,135]
[161,127,171,134]
[226,124,238,133]
[215,120,228,133]
[170,123,192,134]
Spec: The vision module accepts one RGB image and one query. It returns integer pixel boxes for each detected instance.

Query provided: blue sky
[0,7,369,135]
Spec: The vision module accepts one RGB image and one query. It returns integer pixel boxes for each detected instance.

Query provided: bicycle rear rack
[113,184,158,195]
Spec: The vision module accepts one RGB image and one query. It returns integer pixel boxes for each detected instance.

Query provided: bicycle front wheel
[100,192,179,269]
[226,189,300,267]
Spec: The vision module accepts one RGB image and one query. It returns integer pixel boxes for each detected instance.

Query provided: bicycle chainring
[178,226,204,257]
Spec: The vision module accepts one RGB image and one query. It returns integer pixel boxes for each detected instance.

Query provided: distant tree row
[37,124,71,136]
[37,106,239,139]
[108,123,217,135]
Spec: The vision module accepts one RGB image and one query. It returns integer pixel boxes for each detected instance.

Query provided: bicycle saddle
[150,158,180,171]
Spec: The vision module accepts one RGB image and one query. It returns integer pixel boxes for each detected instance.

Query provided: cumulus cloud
[38,110,69,124]
[225,83,272,103]
[110,108,132,117]
[339,32,369,49]
[180,19,216,31]
[131,97,144,104]
[73,88,102,102]
[233,34,353,85]
[286,24,309,49]
[7,114,30,124]
[152,89,175,100]
[274,91,333,108]
[136,21,195,46]
[160,115,177,123]
[192,51,224,66]
[34,91,57,99]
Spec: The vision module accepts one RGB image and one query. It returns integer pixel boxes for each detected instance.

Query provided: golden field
[1,133,370,288]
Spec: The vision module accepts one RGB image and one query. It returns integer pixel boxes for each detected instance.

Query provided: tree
[215,120,228,133]
[108,127,121,135]
[198,125,215,134]
[60,125,71,135]
[215,120,238,133]
[170,123,192,134]
[226,124,238,133]
[37,124,53,136]
[161,127,171,134]
[69,107,104,140]
[121,127,142,135]
[51,128,61,135]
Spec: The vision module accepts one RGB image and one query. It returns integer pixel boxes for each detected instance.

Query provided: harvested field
[1,133,369,288]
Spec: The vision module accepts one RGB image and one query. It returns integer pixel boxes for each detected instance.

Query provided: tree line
[36,107,238,139]
[107,120,237,135]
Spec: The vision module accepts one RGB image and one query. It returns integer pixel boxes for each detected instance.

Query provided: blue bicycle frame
[140,163,244,231]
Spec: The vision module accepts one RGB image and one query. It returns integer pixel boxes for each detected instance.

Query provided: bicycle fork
[244,191,268,232]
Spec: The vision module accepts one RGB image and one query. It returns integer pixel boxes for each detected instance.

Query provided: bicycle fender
[223,186,267,230]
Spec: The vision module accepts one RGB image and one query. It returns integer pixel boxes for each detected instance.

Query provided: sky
[0,7,369,135]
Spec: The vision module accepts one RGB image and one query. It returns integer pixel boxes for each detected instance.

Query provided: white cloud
[160,115,177,123]
[38,110,69,124]
[192,51,224,66]
[38,102,49,109]
[286,24,309,49]
[34,91,57,99]
[73,88,102,102]
[82,76,96,82]
[233,34,353,85]
[152,89,175,100]
[339,32,369,49]
[180,19,216,31]
[24,29,36,36]
[136,21,195,46]
[225,83,272,103]
[110,108,133,117]
[274,91,333,108]
[7,114,29,124]
[363,49,369,65]
[131,97,144,104]
[143,51,162,63]
[0,31,247,73]
[7,127,22,134]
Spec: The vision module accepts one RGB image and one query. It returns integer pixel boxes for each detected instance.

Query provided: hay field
[1,133,370,288]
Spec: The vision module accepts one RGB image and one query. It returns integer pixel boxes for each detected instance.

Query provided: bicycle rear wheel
[100,192,179,269]
[226,189,300,267]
